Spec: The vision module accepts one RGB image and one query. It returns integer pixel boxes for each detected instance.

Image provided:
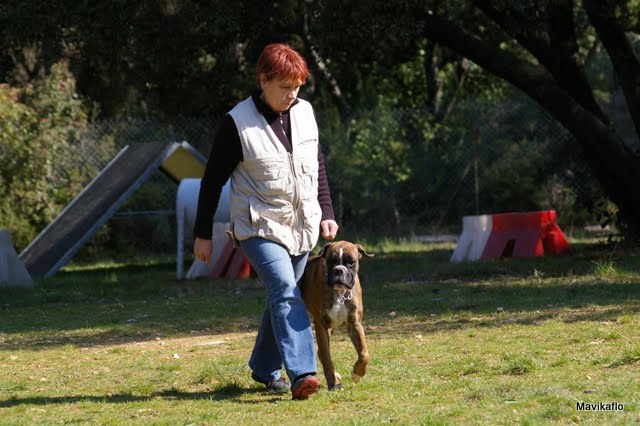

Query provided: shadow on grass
[363,252,640,329]
[362,245,640,282]
[1,245,639,349]
[367,304,639,337]
[0,385,285,408]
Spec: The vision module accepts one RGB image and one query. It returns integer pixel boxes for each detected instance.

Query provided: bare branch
[423,40,442,116]
[421,12,621,162]
[472,0,607,122]
[584,0,640,140]
[302,11,351,124]
[440,58,470,124]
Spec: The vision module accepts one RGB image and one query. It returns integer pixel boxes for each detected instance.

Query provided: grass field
[1,238,639,425]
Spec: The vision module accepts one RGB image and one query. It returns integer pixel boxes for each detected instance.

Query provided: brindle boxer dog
[301,241,374,390]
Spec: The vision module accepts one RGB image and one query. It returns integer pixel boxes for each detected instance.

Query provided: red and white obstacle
[451,210,571,262]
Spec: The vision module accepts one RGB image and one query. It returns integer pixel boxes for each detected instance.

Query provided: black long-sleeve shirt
[193,92,335,239]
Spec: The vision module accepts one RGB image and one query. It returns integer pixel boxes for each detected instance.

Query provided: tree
[0,61,96,248]
[302,0,479,125]
[414,0,640,238]
[3,1,635,239]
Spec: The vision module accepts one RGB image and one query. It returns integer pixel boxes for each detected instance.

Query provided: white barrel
[176,178,231,279]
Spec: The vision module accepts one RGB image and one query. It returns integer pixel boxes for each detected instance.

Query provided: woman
[193,43,339,400]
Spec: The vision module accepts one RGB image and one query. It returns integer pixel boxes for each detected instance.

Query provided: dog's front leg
[314,321,343,390]
[347,320,369,382]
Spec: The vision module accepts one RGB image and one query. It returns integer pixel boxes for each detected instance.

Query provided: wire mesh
[59,97,609,258]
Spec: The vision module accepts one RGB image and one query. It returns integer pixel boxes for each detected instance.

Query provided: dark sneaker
[291,375,319,400]
[251,372,290,392]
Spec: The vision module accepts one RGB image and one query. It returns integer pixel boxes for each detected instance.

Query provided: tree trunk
[421,12,640,239]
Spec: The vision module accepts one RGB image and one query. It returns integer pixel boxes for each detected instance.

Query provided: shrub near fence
[0,63,103,250]
[4,97,613,259]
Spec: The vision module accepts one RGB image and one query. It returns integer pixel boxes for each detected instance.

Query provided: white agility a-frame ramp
[20,141,206,278]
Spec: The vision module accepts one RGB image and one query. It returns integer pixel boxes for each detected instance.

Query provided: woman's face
[260,74,303,113]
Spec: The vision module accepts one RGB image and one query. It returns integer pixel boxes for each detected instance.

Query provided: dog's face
[317,241,374,289]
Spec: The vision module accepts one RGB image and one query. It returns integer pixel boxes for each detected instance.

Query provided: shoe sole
[291,376,319,400]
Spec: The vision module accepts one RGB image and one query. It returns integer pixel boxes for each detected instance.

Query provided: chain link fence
[64,97,609,259]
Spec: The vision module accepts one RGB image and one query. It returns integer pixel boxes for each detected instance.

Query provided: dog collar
[336,289,353,305]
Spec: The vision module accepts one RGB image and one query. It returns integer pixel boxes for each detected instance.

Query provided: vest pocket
[302,201,321,226]
[299,161,319,200]
[249,196,295,232]
[245,157,289,196]
[296,138,318,151]
[247,158,286,178]
[301,201,322,252]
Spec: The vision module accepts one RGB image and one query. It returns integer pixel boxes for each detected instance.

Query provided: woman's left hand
[320,220,339,240]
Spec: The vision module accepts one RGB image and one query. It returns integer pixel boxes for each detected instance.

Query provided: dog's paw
[329,384,345,391]
[334,372,342,382]
[351,372,363,383]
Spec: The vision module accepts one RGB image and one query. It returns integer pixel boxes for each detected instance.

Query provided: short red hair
[256,43,310,83]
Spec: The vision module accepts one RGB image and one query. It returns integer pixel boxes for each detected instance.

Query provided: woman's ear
[258,73,267,88]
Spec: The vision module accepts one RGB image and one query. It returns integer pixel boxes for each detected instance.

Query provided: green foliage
[325,105,440,231]
[350,110,414,185]
[0,61,92,249]
[323,92,611,234]
[0,0,633,251]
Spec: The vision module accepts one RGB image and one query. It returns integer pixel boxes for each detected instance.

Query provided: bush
[0,61,92,250]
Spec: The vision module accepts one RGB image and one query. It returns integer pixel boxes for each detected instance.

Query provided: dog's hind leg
[347,321,369,383]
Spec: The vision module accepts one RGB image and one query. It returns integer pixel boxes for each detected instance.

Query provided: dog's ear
[317,243,334,258]
[357,244,375,259]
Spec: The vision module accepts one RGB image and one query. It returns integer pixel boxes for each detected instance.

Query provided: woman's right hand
[194,237,214,264]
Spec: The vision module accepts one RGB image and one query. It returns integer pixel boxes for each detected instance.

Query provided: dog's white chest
[327,300,349,328]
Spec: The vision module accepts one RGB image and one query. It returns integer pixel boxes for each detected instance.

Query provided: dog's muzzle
[327,265,355,289]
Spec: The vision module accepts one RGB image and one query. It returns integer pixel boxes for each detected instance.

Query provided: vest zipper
[289,152,302,249]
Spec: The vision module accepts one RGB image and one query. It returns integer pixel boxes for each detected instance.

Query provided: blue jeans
[239,237,317,383]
